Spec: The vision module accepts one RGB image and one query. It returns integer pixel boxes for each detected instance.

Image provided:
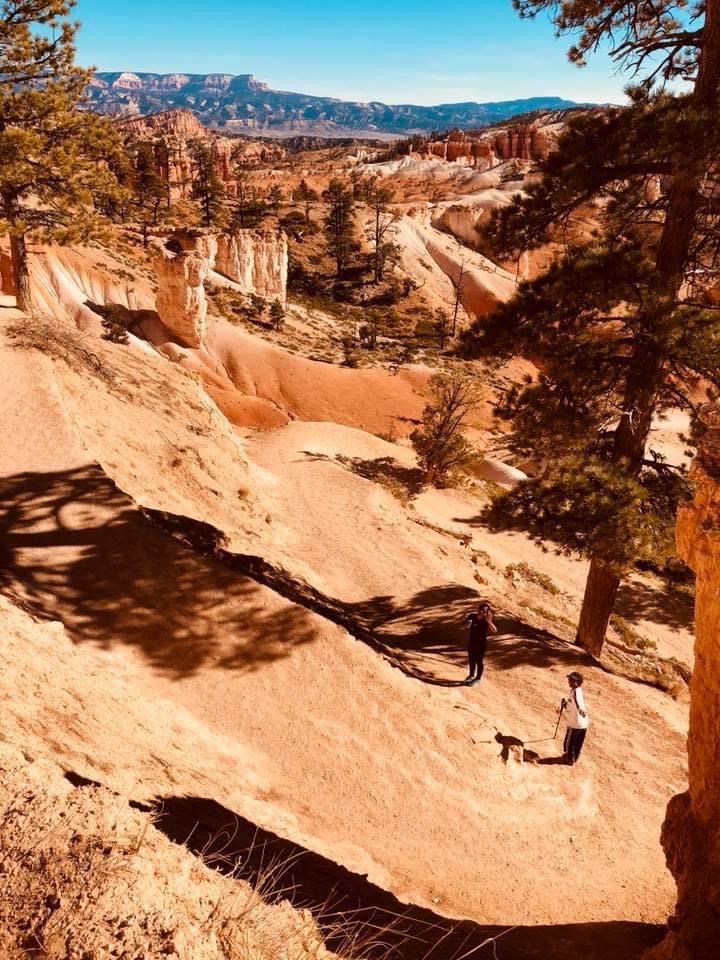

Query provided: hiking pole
[553,701,565,740]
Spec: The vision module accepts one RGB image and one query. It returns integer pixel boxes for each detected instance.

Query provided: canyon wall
[424,124,553,169]
[117,110,285,199]
[655,402,720,960]
[174,227,288,300]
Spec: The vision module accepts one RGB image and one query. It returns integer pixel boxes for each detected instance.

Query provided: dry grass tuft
[0,746,345,960]
[7,312,118,387]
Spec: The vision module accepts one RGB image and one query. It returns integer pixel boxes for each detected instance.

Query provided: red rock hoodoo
[654,403,720,960]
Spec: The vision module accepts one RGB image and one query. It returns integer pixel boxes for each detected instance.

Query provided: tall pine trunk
[576,1,720,657]
[575,560,620,657]
[576,352,661,654]
[2,193,31,311]
[374,207,381,284]
[9,231,31,311]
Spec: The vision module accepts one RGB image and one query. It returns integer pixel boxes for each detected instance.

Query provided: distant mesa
[86,70,582,138]
[90,72,269,95]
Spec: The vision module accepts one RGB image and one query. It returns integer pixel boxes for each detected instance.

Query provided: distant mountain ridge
[87,71,582,139]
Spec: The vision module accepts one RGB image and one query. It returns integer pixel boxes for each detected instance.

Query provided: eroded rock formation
[655,403,720,959]
[173,227,288,300]
[117,110,285,199]
[151,242,209,347]
[214,230,288,299]
[151,228,287,345]
[423,124,554,169]
[118,107,207,140]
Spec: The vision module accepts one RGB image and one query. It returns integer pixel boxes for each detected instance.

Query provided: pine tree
[464,1,720,657]
[131,141,169,246]
[0,0,121,310]
[269,298,285,330]
[365,176,397,283]
[189,140,224,227]
[434,308,451,351]
[296,178,318,223]
[151,136,172,209]
[230,151,265,229]
[266,185,284,214]
[323,178,356,277]
[410,371,481,486]
[96,142,134,222]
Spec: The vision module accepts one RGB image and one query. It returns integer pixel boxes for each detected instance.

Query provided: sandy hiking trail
[0,315,691,958]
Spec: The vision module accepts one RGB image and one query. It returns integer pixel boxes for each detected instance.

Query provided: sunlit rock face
[151,243,209,348]
[172,228,288,301]
[655,403,720,960]
[214,230,288,300]
[424,125,553,168]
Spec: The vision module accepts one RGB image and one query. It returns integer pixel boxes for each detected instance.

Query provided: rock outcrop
[173,227,288,301]
[116,111,285,199]
[151,228,287,345]
[655,403,720,960]
[424,124,554,169]
[117,107,206,140]
[151,242,209,347]
[214,230,288,299]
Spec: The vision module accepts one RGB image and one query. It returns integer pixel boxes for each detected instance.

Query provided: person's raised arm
[487,611,498,633]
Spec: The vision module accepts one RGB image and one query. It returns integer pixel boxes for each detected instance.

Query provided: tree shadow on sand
[301,450,424,499]
[347,584,594,686]
[615,577,693,632]
[139,791,665,960]
[452,511,693,635]
[0,465,613,689]
[0,466,318,678]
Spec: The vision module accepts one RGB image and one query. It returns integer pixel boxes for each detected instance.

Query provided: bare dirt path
[0,335,688,938]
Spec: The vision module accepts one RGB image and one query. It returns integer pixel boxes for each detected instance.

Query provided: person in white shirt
[561,671,589,765]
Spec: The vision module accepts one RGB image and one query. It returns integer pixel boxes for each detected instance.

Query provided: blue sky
[73,0,628,106]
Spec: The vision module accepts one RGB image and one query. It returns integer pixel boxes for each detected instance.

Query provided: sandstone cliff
[117,107,207,140]
[152,242,209,347]
[173,227,288,300]
[424,124,554,169]
[214,230,288,299]
[655,403,720,959]
[117,110,285,199]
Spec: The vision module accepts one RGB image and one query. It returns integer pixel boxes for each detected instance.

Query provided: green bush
[99,304,130,345]
[505,562,562,596]
[410,371,481,487]
[610,614,657,652]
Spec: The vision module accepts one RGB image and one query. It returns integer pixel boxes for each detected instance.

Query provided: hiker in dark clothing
[463,602,497,684]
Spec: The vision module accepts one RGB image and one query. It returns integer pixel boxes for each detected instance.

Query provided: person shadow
[494,731,573,765]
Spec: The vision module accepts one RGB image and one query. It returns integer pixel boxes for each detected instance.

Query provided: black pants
[564,727,587,762]
[468,639,487,679]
